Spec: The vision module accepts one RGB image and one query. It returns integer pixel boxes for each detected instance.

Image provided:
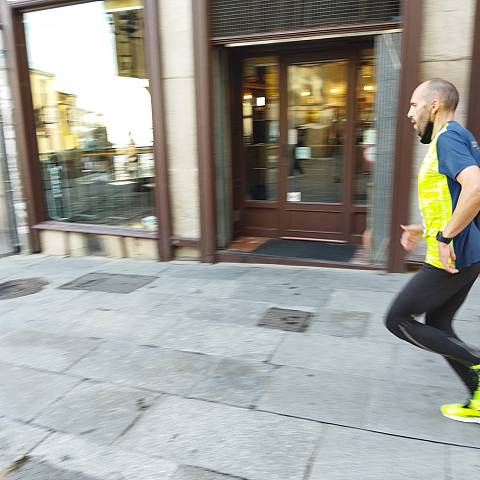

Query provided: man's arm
[442,165,480,238]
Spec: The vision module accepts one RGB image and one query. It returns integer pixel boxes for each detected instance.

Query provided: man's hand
[400,224,423,252]
[438,242,459,274]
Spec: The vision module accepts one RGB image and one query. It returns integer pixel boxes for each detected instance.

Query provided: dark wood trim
[216,250,381,271]
[387,0,423,273]
[32,221,157,239]
[228,50,244,235]
[193,0,217,263]
[278,53,288,236]
[144,0,172,261]
[4,0,91,11]
[211,22,401,46]
[467,0,480,140]
[344,50,358,241]
[1,1,46,252]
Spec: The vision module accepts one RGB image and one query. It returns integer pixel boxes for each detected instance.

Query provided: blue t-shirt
[436,121,480,269]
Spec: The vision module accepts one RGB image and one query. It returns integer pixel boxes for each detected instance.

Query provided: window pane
[242,57,279,201]
[24,0,156,230]
[355,50,376,206]
[287,60,347,203]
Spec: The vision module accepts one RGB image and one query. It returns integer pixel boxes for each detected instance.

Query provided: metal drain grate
[0,278,48,300]
[258,307,312,332]
[59,272,156,294]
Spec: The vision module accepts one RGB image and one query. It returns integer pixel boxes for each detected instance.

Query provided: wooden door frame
[230,41,370,243]
[278,49,357,242]
[1,0,173,259]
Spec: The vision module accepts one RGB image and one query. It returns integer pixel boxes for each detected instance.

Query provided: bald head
[420,78,459,112]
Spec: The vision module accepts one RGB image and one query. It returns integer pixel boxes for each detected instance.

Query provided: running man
[385,78,480,423]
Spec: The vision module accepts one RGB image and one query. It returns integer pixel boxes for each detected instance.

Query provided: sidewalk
[0,255,479,480]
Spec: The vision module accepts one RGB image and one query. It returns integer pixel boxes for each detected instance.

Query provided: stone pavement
[0,255,479,480]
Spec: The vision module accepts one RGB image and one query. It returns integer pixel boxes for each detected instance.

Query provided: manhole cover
[258,307,313,332]
[59,272,156,294]
[0,278,48,300]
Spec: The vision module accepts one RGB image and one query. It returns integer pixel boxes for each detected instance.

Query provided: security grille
[210,0,401,39]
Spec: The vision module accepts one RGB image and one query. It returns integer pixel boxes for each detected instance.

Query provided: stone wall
[159,0,201,259]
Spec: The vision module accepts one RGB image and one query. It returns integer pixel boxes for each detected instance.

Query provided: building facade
[0,0,479,272]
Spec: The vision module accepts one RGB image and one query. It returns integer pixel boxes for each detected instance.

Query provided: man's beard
[420,120,434,144]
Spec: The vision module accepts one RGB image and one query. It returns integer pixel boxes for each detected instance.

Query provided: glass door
[280,55,353,241]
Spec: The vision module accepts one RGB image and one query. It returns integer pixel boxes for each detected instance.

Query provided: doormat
[252,239,358,262]
[59,272,156,294]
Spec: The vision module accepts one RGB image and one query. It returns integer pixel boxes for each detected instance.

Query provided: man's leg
[425,281,478,394]
[385,263,480,366]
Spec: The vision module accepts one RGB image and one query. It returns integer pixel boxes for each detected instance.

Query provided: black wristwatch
[436,231,453,244]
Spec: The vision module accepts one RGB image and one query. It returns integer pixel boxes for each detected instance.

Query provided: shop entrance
[230,44,376,254]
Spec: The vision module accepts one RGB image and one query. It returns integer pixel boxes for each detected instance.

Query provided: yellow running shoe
[440,403,480,423]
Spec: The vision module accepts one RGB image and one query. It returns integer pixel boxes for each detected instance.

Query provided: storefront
[206,0,419,270]
[8,0,479,272]
[2,0,174,260]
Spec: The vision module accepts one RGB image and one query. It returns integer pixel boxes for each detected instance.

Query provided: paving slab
[190,358,275,408]
[448,444,480,479]
[68,342,219,395]
[0,418,49,471]
[271,333,396,380]
[38,309,178,345]
[325,289,396,314]
[0,330,99,372]
[91,259,169,277]
[171,466,244,480]
[308,424,448,480]
[0,363,80,422]
[34,381,159,445]
[365,379,480,448]
[141,277,222,299]
[257,366,371,427]
[392,344,469,389]
[307,309,371,337]
[289,268,411,292]
[154,320,284,361]
[231,266,304,285]
[151,297,271,327]
[161,264,248,281]
[68,290,175,315]
[118,396,322,480]
[231,282,331,309]
[7,460,99,480]
[30,432,177,480]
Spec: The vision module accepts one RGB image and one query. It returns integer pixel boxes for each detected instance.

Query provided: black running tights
[385,262,480,395]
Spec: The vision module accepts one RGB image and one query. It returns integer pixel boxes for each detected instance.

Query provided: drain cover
[59,272,156,294]
[0,278,48,300]
[258,307,312,332]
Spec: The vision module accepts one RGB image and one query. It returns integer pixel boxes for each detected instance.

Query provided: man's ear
[431,98,440,114]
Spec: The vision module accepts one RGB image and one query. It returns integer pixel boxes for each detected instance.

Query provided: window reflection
[242,57,279,201]
[355,50,376,205]
[287,61,347,203]
[25,0,156,230]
